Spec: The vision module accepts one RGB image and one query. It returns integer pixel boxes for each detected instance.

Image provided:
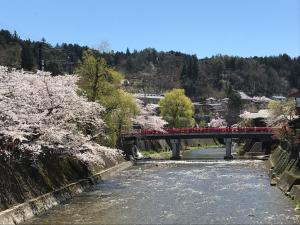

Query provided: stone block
[277,171,300,192]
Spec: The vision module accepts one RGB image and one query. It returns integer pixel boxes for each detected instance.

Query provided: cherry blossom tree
[133,99,167,131]
[0,66,121,164]
[208,117,227,128]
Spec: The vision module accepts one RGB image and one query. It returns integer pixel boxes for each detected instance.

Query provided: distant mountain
[1,29,299,99]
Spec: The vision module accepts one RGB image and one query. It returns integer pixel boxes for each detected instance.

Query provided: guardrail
[124,127,275,136]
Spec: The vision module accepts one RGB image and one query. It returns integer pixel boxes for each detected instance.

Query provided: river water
[182,147,226,159]
[24,148,300,224]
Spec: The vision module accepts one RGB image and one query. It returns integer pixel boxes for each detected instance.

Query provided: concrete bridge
[121,127,274,159]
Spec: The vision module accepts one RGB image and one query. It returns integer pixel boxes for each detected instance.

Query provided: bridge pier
[170,139,181,160]
[224,138,234,160]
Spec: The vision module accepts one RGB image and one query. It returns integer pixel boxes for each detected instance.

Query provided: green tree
[180,55,199,98]
[159,89,194,128]
[102,90,138,147]
[21,41,34,70]
[77,50,123,100]
[225,87,243,125]
[76,50,138,147]
[126,47,130,55]
[268,99,295,121]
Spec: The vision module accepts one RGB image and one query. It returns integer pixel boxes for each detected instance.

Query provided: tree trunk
[91,60,100,101]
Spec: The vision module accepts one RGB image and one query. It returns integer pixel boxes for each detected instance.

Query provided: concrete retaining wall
[249,142,263,152]
[277,170,300,193]
[0,161,133,225]
[269,146,300,202]
[290,185,300,201]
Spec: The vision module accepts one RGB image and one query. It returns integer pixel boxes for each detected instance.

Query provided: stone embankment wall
[269,145,300,202]
[0,152,130,225]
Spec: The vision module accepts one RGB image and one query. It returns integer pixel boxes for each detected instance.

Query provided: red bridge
[121,127,275,160]
[137,127,273,135]
[122,127,275,139]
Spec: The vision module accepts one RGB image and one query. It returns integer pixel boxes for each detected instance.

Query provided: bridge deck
[122,127,274,140]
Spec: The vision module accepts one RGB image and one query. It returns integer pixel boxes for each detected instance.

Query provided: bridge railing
[126,127,274,136]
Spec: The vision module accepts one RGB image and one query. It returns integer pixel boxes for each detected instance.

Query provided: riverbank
[268,145,300,206]
[4,145,299,224]
[0,153,132,225]
[22,159,300,224]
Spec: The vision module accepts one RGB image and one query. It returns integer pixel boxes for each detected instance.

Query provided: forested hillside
[1,29,299,100]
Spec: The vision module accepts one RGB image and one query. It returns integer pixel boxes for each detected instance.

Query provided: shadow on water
[182,147,226,160]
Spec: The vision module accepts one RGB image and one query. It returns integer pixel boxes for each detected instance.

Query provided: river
[24,148,300,224]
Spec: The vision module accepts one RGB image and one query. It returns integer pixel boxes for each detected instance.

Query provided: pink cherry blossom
[208,117,227,128]
[0,66,120,165]
[133,99,167,131]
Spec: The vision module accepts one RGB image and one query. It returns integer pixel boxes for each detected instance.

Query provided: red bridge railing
[128,127,274,135]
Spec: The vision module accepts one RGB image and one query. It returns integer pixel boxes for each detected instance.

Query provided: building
[288,91,300,116]
[238,91,276,110]
[271,95,286,101]
[134,93,164,104]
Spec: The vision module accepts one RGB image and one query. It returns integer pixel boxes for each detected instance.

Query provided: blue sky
[0,0,299,57]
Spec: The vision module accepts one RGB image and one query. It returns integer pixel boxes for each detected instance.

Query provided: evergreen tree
[180,64,187,81]
[12,31,19,41]
[126,47,130,55]
[21,41,34,70]
[0,29,300,98]
[225,86,243,125]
